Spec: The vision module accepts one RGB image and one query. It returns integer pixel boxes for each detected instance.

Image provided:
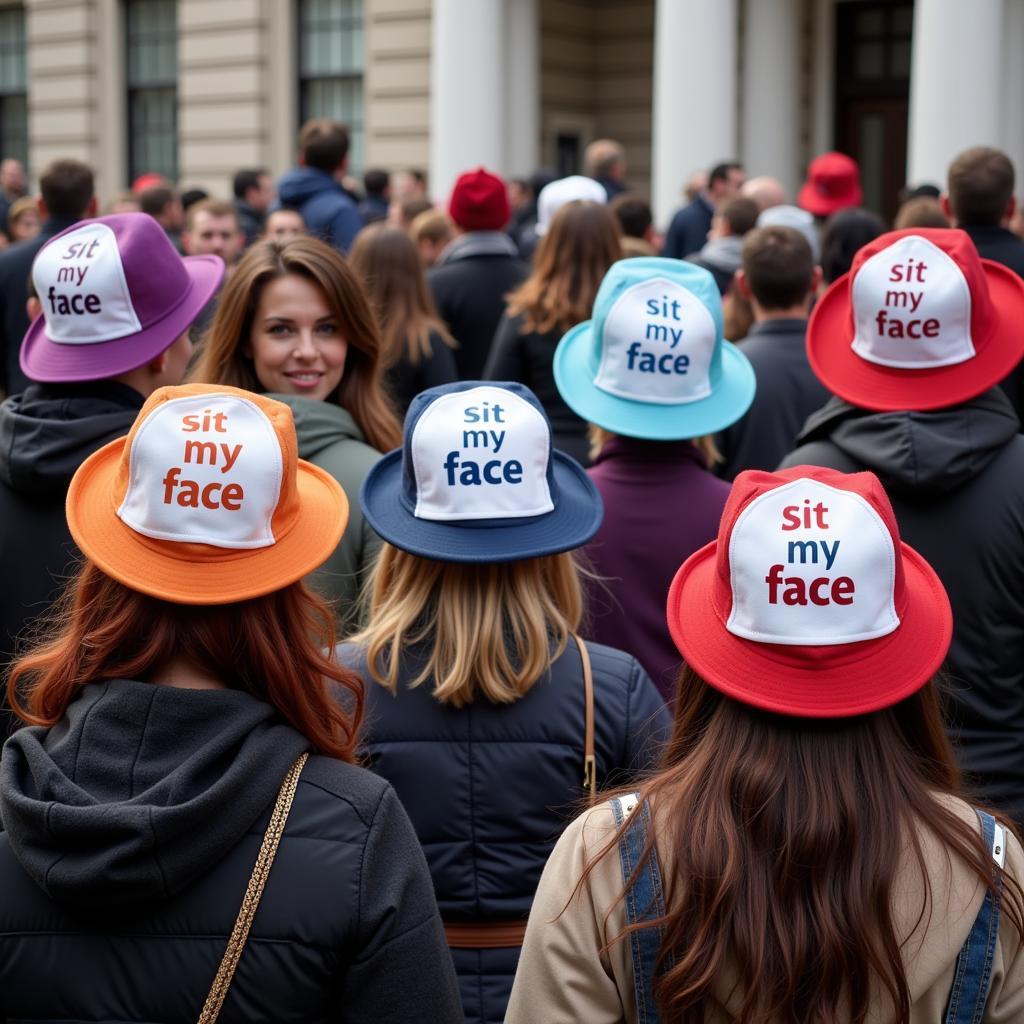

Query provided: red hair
[7,563,362,762]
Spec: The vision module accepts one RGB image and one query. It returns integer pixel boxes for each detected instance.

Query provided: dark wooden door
[834,2,913,223]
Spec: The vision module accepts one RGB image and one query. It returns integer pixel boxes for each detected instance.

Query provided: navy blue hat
[360,381,603,562]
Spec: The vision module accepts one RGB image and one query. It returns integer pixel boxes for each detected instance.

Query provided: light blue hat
[554,257,755,439]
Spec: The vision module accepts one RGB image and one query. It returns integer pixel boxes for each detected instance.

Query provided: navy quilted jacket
[339,639,671,1024]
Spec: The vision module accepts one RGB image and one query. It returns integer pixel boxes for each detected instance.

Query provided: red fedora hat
[667,466,952,719]
[798,151,862,217]
[807,228,1024,412]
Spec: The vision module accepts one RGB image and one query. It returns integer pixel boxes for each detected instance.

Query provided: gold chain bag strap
[573,635,596,801]
[197,751,309,1023]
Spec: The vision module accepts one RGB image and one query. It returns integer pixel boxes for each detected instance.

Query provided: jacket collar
[436,231,519,265]
[745,317,809,338]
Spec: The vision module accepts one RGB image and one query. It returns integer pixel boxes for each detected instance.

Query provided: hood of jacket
[695,235,744,274]
[794,388,1020,495]
[267,393,367,460]
[0,381,144,497]
[276,166,344,208]
[0,678,309,910]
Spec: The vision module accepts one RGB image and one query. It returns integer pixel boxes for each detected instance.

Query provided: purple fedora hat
[20,213,224,383]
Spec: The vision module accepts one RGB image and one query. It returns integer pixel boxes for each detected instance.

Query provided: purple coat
[583,436,731,700]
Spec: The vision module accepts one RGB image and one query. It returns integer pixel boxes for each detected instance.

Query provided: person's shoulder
[580,639,647,684]
[929,793,1024,876]
[298,754,395,830]
[555,798,623,859]
[778,439,851,472]
[0,233,44,273]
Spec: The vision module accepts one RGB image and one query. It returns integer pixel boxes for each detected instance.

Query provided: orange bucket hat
[67,383,348,604]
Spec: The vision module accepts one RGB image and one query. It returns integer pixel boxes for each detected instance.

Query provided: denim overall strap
[943,809,1006,1024]
[612,794,667,1024]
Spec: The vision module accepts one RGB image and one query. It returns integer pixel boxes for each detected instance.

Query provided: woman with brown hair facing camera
[191,237,401,627]
[508,466,1024,1024]
[0,383,460,1021]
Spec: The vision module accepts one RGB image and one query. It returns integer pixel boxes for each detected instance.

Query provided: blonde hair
[351,545,584,707]
[410,208,453,247]
[588,424,720,466]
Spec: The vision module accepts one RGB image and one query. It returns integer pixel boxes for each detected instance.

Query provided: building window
[0,5,28,171]
[298,0,365,172]
[125,0,178,183]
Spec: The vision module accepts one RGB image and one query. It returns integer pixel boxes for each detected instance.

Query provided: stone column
[1001,0,1024,186]
[651,0,738,227]
[430,0,505,204]
[907,0,1004,187]
[741,0,802,199]
[504,0,539,178]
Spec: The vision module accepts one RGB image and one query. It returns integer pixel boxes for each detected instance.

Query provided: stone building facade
[2,0,1023,227]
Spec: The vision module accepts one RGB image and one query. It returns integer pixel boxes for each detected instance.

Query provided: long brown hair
[588,666,1023,1023]
[506,201,622,336]
[7,563,364,762]
[190,237,401,451]
[350,545,584,708]
[348,224,455,367]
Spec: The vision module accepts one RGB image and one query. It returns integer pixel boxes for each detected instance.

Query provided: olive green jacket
[269,394,383,631]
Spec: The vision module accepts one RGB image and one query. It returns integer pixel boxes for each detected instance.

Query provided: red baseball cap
[667,466,952,718]
[797,151,862,217]
[808,228,1024,411]
[448,167,509,231]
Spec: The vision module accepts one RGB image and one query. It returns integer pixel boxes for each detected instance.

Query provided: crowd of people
[0,120,1023,1023]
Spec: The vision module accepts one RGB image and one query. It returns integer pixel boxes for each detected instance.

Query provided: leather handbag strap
[573,634,596,800]
[197,751,309,1023]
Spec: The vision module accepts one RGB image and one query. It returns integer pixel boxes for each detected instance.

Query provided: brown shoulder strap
[197,751,309,1023]
[573,634,596,801]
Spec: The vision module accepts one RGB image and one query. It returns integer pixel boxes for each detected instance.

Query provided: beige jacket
[506,796,1024,1023]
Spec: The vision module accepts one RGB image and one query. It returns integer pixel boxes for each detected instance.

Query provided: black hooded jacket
[0,382,144,695]
[781,390,1024,822]
[0,678,462,1022]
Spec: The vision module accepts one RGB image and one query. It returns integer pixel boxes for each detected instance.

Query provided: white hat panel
[726,479,900,645]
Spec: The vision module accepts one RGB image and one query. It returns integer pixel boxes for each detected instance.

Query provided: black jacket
[0,217,76,396]
[429,233,528,379]
[384,328,459,414]
[963,224,1024,425]
[717,318,830,480]
[484,312,591,465]
[0,678,462,1022]
[233,198,264,248]
[781,390,1024,823]
[340,639,671,1024]
[0,381,144,719]
[662,195,714,261]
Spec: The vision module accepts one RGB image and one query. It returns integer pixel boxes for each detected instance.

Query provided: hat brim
[21,255,224,383]
[797,182,863,218]
[66,436,348,605]
[807,259,1024,411]
[666,538,952,718]
[553,321,756,439]
[359,447,603,563]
